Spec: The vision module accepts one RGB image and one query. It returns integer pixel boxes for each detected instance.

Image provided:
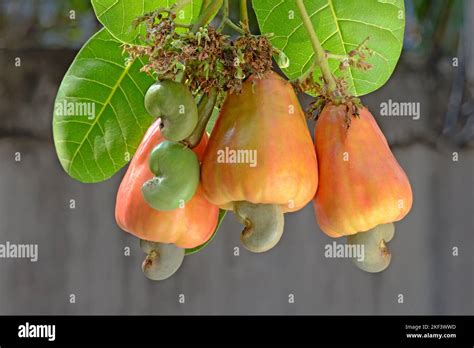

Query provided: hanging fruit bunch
[52,0,408,279]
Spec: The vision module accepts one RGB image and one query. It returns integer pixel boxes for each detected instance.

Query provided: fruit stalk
[240,0,249,31]
[192,0,224,32]
[184,88,218,148]
[295,0,336,92]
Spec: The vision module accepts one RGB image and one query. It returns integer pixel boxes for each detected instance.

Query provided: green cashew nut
[347,223,395,273]
[234,201,284,253]
[142,141,200,211]
[140,239,185,281]
[145,80,198,141]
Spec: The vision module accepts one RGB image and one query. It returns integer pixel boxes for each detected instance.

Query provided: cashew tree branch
[295,0,336,92]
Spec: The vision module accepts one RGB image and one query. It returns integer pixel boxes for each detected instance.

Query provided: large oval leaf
[91,0,203,44]
[53,28,155,183]
[253,0,405,96]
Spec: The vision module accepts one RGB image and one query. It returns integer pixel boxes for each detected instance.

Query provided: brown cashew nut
[139,239,185,280]
[346,223,395,273]
[234,201,284,253]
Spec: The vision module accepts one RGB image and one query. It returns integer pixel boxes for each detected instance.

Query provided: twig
[295,0,336,92]
[191,0,223,32]
[224,19,246,34]
[217,0,246,35]
[174,23,192,29]
[184,88,218,148]
[240,0,249,32]
[217,0,229,32]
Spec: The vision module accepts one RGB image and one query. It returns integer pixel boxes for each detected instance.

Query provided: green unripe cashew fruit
[142,141,200,211]
[234,201,284,253]
[144,80,198,141]
[140,239,185,281]
[347,223,395,273]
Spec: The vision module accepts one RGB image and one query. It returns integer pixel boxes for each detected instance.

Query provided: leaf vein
[66,60,134,175]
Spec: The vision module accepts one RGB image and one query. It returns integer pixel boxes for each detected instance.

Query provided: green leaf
[91,0,203,44]
[185,209,226,255]
[253,0,405,96]
[52,28,155,183]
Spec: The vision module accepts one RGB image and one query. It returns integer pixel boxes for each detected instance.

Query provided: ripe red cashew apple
[115,119,219,279]
[313,104,413,272]
[201,71,318,252]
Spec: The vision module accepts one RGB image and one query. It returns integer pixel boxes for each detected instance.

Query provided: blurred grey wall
[0,0,473,315]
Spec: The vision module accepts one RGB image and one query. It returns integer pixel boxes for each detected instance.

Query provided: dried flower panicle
[123,10,274,95]
[339,37,373,71]
[302,75,362,125]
